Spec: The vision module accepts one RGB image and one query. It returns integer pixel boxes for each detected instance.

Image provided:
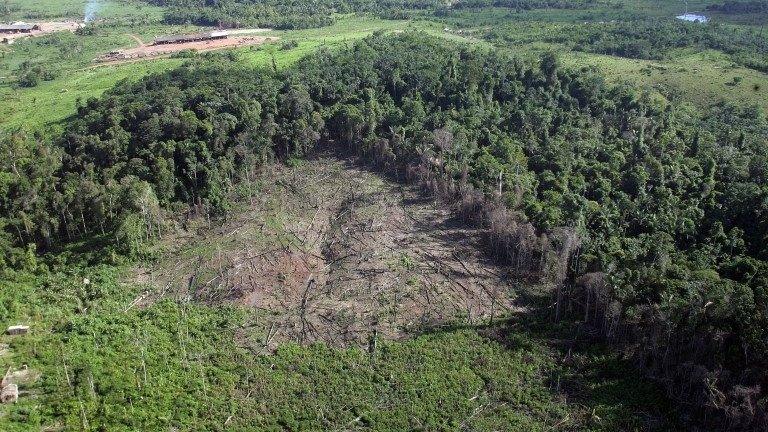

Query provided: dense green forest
[707,1,768,14]
[146,0,617,29]
[147,0,443,29]
[451,0,610,10]
[1,31,767,429]
[483,19,768,72]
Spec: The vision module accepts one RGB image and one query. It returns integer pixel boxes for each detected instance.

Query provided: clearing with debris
[136,151,522,351]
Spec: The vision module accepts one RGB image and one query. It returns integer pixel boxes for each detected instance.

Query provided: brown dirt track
[95,34,276,64]
[128,35,273,55]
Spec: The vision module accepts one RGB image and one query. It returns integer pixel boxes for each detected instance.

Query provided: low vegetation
[706,1,768,14]
[0,258,673,430]
[1,0,767,430]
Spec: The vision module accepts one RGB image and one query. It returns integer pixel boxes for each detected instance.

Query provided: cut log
[6,325,29,335]
[1,384,18,404]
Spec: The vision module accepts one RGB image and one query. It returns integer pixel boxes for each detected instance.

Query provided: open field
[564,48,768,111]
[95,34,278,63]
[0,22,230,132]
[0,57,183,132]
[430,1,767,25]
[2,0,163,21]
[496,39,768,111]
[440,7,768,111]
[3,5,765,134]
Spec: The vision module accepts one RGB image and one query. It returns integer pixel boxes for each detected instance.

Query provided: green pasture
[563,48,768,111]
[0,59,182,133]
[2,0,163,21]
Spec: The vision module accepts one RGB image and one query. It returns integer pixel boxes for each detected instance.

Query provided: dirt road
[95,35,276,64]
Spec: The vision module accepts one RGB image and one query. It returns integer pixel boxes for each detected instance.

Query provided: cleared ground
[0,151,676,430]
[0,21,82,43]
[95,33,278,63]
[137,151,520,350]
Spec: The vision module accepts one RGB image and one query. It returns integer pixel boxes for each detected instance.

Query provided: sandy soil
[134,151,521,351]
[1,21,82,43]
[95,35,276,63]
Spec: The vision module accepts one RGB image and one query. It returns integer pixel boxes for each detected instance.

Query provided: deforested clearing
[138,152,522,350]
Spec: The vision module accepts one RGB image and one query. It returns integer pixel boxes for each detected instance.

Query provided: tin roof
[0,24,37,31]
[154,31,228,44]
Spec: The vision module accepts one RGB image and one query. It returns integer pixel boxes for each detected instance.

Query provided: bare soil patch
[1,21,82,44]
[135,153,520,351]
[95,35,277,63]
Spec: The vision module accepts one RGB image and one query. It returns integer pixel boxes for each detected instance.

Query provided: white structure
[677,13,709,23]
[6,325,29,335]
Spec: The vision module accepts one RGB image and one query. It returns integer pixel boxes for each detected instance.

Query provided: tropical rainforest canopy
[1,32,767,428]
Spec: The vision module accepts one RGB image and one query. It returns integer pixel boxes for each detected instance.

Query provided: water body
[676,13,709,23]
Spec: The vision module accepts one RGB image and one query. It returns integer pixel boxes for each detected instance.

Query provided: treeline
[707,1,768,14]
[1,32,767,428]
[452,0,609,10]
[145,0,608,29]
[487,19,768,72]
[1,63,282,261]
[146,0,442,29]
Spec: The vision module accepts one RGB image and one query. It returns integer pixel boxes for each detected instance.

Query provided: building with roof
[153,31,228,45]
[0,23,39,34]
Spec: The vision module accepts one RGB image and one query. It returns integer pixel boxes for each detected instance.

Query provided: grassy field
[430,0,766,25]
[0,1,180,134]
[564,48,767,111]
[2,0,163,21]
[0,58,183,133]
[495,38,768,111]
[0,21,212,133]
[239,17,474,68]
[436,6,768,112]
